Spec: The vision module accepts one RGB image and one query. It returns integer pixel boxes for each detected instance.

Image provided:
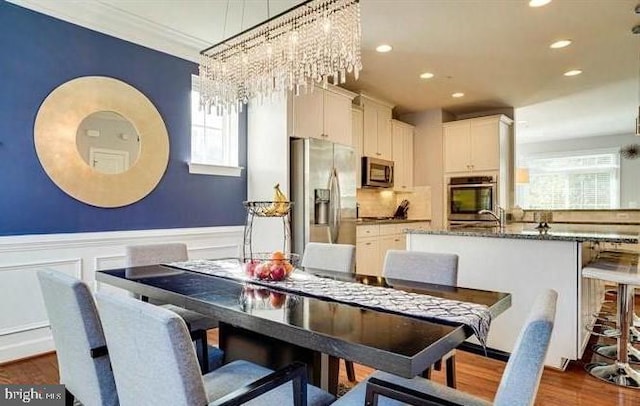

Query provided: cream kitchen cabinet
[356,224,381,276]
[443,114,513,174]
[352,107,364,188]
[392,120,414,192]
[356,237,380,276]
[292,85,355,146]
[379,225,405,269]
[356,94,394,160]
[355,222,430,276]
[356,224,380,239]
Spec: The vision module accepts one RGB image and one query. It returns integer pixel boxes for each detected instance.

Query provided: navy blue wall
[0,2,247,236]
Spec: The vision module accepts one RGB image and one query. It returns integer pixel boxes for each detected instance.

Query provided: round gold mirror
[34,76,169,208]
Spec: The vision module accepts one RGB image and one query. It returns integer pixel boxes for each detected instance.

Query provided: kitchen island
[405,225,638,370]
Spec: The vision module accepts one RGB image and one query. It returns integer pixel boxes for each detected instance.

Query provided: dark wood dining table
[95,259,511,395]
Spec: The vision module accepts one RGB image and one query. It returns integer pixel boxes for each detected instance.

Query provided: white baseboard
[0,226,243,363]
[0,335,54,365]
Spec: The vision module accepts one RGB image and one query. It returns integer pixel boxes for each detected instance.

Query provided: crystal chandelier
[198,0,362,113]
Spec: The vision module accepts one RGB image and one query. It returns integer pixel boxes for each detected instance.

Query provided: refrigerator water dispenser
[314,189,330,224]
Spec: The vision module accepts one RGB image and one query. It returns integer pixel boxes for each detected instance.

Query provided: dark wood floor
[2,329,640,405]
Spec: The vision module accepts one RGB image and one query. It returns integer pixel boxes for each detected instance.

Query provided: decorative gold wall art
[34,76,169,208]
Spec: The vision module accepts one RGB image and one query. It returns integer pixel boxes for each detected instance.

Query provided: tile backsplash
[517,209,640,225]
[357,189,396,217]
[357,187,432,220]
[397,186,431,220]
[514,209,640,251]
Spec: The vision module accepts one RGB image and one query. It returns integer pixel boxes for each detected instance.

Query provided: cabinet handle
[365,242,371,246]
[376,152,381,156]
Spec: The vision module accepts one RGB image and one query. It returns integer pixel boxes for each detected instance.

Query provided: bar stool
[588,252,640,345]
[583,256,640,388]
[600,251,640,332]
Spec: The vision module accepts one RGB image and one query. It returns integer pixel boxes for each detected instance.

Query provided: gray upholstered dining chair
[382,250,459,388]
[301,242,356,273]
[95,291,335,406]
[383,250,458,286]
[301,242,357,382]
[333,289,558,406]
[125,243,221,373]
[37,270,118,406]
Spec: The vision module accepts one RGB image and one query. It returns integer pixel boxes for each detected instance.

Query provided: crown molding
[7,0,207,62]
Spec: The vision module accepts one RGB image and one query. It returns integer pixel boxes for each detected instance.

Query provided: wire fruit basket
[242,252,301,266]
[242,201,294,262]
[242,252,300,281]
[243,201,293,217]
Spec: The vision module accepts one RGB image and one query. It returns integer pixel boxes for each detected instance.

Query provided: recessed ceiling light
[375,44,392,53]
[529,0,551,7]
[419,72,434,79]
[563,69,582,77]
[550,39,572,49]
[451,92,464,98]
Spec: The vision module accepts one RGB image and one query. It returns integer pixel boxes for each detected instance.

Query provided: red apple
[254,263,270,280]
[244,260,259,277]
[269,264,286,281]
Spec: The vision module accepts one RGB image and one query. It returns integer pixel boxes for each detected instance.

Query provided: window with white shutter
[189,75,242,177]
[518,149,620,209]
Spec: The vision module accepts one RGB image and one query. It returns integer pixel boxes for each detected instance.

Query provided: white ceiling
[10,0,640,143]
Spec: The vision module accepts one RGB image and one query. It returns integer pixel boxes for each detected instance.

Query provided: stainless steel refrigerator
[290,138,357,255]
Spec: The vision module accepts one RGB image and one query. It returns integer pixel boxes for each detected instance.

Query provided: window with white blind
[518,149,620,209]
[189,75,242,176]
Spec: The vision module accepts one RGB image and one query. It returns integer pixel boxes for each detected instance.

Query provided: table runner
[166,259,492,347]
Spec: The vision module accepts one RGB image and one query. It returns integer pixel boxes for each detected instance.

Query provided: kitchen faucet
[478,207,506,230]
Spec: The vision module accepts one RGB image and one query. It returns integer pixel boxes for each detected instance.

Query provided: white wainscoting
[0,226,243,364]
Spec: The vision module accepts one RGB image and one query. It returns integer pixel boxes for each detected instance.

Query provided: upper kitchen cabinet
[392,120,414,192]
[355,94,394,161]
[443,114,513,174]
[292,85,356,146]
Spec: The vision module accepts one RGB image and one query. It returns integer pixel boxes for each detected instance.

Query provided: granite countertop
[406,224,639,244]
[356,218,431,225]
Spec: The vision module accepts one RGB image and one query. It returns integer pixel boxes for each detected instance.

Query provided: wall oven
[362,157,394,188]
[448,176,497,222]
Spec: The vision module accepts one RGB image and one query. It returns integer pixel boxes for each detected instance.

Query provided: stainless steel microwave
[362,157,394,188]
